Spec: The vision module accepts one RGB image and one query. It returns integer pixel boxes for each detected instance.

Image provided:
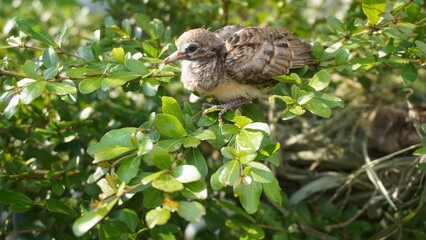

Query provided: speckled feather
[166,25,312,103]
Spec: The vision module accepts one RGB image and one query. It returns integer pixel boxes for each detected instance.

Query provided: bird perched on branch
[163,25,312,123]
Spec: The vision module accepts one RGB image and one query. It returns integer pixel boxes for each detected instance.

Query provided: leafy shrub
[0,0,425,239]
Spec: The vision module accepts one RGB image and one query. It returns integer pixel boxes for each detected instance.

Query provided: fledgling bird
[163,25,313,122]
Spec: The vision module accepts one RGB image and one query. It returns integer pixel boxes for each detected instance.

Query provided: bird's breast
[181,60,224,92]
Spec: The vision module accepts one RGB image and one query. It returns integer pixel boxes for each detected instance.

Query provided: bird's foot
[202,98,250,124]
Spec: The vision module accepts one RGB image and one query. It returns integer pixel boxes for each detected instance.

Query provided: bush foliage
[0,0,425,239]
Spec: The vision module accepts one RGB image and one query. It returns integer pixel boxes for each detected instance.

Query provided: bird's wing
[214,25,246,42]
[224,27,312,85]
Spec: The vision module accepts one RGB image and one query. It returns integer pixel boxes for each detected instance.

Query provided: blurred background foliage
[1,0,426,239]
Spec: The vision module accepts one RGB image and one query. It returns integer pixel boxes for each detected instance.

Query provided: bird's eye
[186,44,198,53]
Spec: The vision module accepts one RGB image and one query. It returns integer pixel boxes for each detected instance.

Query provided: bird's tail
[289,39,313,68]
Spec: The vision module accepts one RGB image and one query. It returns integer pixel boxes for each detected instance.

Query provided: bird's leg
[202,98,250,123]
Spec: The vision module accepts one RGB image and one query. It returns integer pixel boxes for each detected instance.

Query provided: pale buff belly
[198,80,262,103]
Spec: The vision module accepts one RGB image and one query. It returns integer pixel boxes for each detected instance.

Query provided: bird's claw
[201,104,226,124]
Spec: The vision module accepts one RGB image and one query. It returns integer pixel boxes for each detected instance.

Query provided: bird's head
[163,28,224,64]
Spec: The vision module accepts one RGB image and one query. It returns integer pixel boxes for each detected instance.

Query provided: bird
[163,25,313,123]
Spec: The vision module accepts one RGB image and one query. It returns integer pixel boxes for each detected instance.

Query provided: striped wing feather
[223,27,312,85]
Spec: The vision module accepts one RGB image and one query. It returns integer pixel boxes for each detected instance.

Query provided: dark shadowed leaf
[401,64,417,85]
[45,199,77,216]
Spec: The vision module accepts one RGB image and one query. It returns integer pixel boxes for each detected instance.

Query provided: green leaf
[152,174,184,192]
[133,13,156,39]
[415,41,426,55]
[117,156,141,183]
[233,116,253,128]
[108,25,130,37]
[258,143,281,162]
[263,178,283,205]
[183,136,201,148]
[221,124,240,135]
[162,96,184,123]
[315,93,345,108]
[221,147,238,159]
[238,150,257,164]
[308,70,330,91]
[13,17,56,45]
[213,198,255,222]
[219,160,240,186]
[239,181,262,214]
[418,162,426,169]
[118,209,139,232]
[182,181,208,200]
[177,201,206,222]
[138,138,154,156]
[146,208,171,229]
[58,24,68,47]
[102,71,141,90]
[143,42,159,58]
[210,166,225,190]
[413,148,426,155]
[112,47,125,64]
[19,81,47,104]
[306,98,331,118]
[362,0,386,25]
[87,128,137,157]
[143,187,164,208]
[0,190,32,204]
[22,60,42,80]
[43,67,57,80]
[186,148,208,179]
[243,122,271,136]
[72,197,119,237]
[193,129,216,140]
[297,92,315,105]
[151,147,173,169]
[237,129,264,151]
[68,68,102,78]
[312,42,324,60]
[326,16,345,32]
[47,82,77,95]
[156,139,182,152]
[335,48,350,65]
[125,59,149,75]
[42,47,59,68]
[87,167,109,184]
[79,76,103,94]
[45,199,77,216]
[156,113,187,138]
[171,165,201,183]
[247,162,273,183]
[91,145,136,163]
[401,64,417,85]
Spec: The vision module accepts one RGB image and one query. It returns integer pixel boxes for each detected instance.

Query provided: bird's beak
[163,51,188,64]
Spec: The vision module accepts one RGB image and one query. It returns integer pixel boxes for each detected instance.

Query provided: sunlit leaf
[72,197,119,237]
